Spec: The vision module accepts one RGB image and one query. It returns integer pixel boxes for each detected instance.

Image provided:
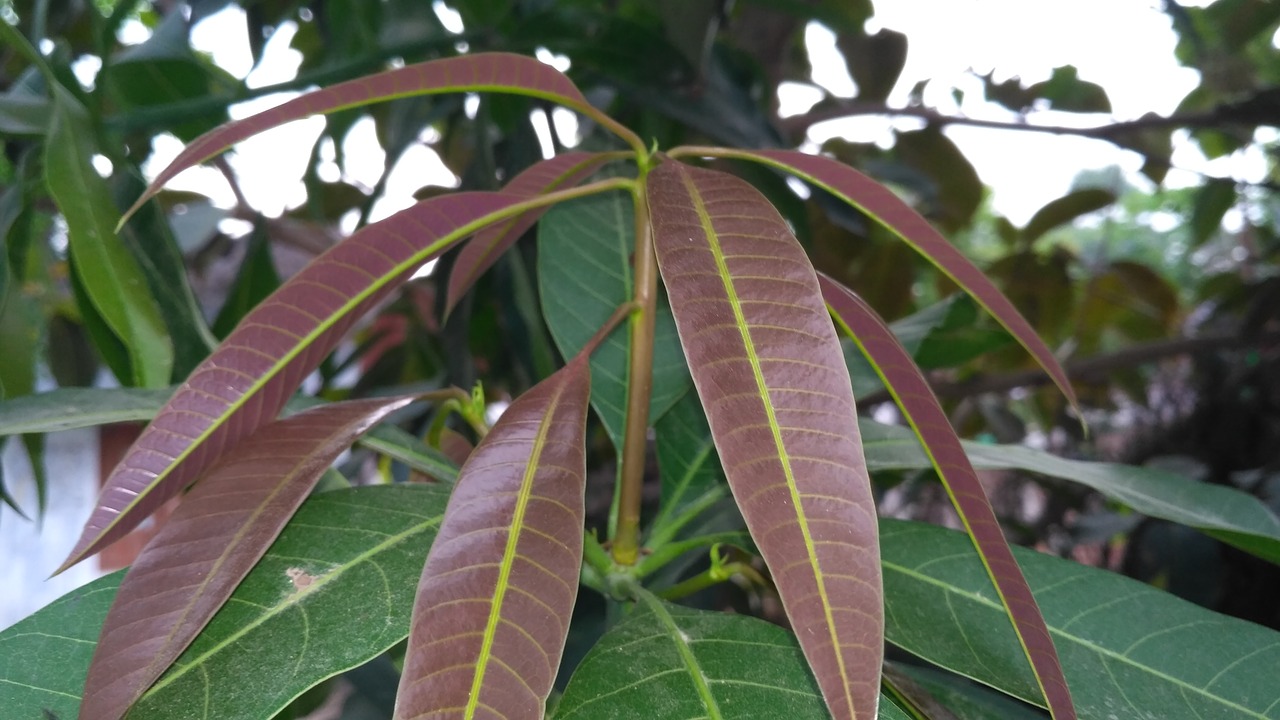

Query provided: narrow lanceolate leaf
[80,395,420,720]
[821,276,1074,720]
[446,151,620,318]
[648,160,882,720]
[46,85,173,387]
[123,53,640,223]
[881,518,1280,720]
[59,192,528,574]
[555,593,912,720]
[395,355,591,719]
[673,147,1078,413]
[0,486,452,720]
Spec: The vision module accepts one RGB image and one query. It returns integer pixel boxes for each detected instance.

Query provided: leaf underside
[648,159,882,720]
[61,192,525,573]
[395,355,591,719]
[80,396,420,720]
[821,275,1074,720]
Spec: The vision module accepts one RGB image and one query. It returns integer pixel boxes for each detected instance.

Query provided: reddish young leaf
[669,147,1079,414]
[394,355,591,720]
[445,151,620,318]
[122,53,640,224]
[80,395,420,720]
[820,275,1076,720]
[58,192,531,573]
[648,160,882,720]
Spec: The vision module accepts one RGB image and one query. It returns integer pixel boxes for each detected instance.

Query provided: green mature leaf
[554,594,913,720]
[0,485,452,720]
[889,294,1011,370]
[1189,179,1236,247]
[0,386,459,482]
[57,191,536,574]
[893,127,983,232]
[823,277,1074,720]
[123,52,641,223]
[81,396,421,720]
[649,161,881,720]
[211,220,280,338]
[539,190,690,446]
[0,93,49,135]
[888,664,1046,720]
[649,390,730,544]
[46,85,173,388]
[1025,66,1110,113]
[395,353,591,719]
[447,151,618,318]
[676,148,1079,414]
[1021,189,1115,244]
[861,420,1280,565]
[881,518,1280,719]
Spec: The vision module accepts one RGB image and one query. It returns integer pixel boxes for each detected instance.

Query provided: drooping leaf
[554,593,912,720]
[395,355,591,718]
[0,485,451,720]
[539,189,691,447]
[860,419,1280,566]
[822,276,1074,720]
[0,386,460,482]
[675,148,1079,413]
[45,84,173,388]
[81,395,421,720]
[446,151,619,318]
[880,518,1280,719]
[123,52,642,223]
[1021,188,1115,244]
[648,160,882,720]
[58,191,537,573]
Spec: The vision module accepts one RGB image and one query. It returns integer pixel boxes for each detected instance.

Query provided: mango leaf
[860,419,1280,566]
[1021,189,1115,244]
[395,355,591,718]
[539,190,691,447]
[648,160,882,720]
[822,276,1074,720]
[123,52,642,223]
[0,386,460,483]
[58,191,546,573]
[554,593,912,720]
[446,151,619,318]
[0,485,452,720]
[672,148,1079,414]
[0,93,49,135]
[648,389,730,545]
[887,663,1046,720]
[81,395,421,720]
[46,84,173,388]
[881,518,1280,719]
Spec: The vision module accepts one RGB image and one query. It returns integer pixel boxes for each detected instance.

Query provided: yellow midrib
[677,169,856,717]
[463,387,563,717]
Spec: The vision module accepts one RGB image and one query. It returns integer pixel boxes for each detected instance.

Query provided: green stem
[658,561,762,601]
[644,486,730,552]
[610,180,658,565]
[636,531,753,579]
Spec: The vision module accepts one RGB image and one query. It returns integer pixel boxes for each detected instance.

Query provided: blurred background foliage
[1,0,1278,658]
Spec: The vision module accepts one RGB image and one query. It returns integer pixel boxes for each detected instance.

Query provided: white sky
[151,1,1272,228]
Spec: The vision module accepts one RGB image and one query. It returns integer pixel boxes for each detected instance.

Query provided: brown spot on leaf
[286,567,316,591]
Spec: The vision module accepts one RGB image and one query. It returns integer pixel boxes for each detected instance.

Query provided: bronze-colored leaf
[394,356,590,719]
[647,160,882,720]
[80,395,420,720]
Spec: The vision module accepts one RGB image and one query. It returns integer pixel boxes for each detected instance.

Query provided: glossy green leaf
[823,276,1074,720]
[58,190,537,573]
[123,52,641,223]
[888,664,1046,720]
[649,389,730,545]
[649,160,882,720]
[81,396,421,720]
[880,518,1280,719]
[1021,189,1115,244]
[446,151,618,319]
[45,84,173,388]
[673,148,1079,414]
[554,593,912,720]
[539,189,691,447]
[395,355,591,718]
[0,485,452,720]
[860,419,1280,565]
